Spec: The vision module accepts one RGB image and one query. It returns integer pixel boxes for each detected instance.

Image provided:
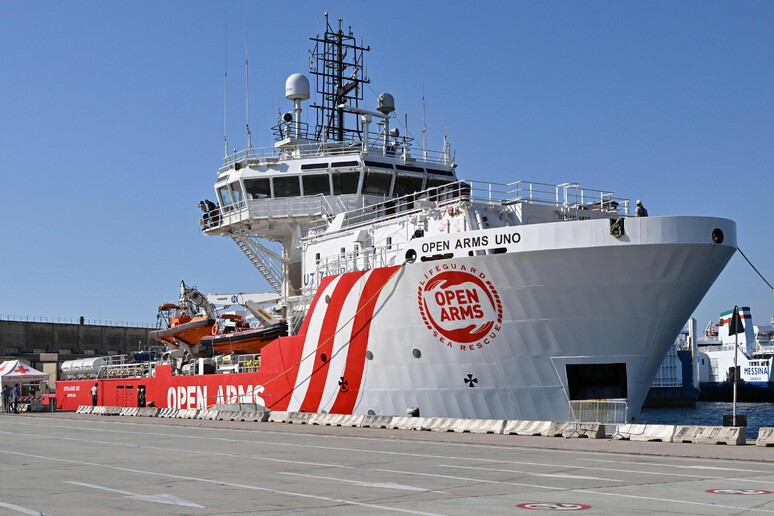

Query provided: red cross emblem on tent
[14,365,30,374]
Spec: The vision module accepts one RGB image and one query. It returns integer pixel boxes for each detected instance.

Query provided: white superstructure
[697,308,774,401]
[200,16,737,422]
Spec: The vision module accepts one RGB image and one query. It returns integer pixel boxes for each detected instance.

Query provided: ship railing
[569,399,628,424]
[303,235,409,291]
[0,313,153,328]
[220,136,452,172]
[98,362,154,379]
[303,181,475,236]
[236,353,261,373]
[304,179,630,238]
[507,181,629,215]
[202,194,339,231]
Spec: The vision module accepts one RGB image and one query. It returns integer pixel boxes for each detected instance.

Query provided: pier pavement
[0,412,773,515]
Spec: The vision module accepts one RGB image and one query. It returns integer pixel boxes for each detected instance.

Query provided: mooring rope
[737,246,774,291]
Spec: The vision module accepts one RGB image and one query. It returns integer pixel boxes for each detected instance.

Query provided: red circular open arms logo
[418,265,502,351]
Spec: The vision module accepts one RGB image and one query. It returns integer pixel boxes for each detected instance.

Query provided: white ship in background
[196,15,737,423]
[698,307,774,401]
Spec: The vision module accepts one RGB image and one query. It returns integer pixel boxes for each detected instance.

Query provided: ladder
[231,236,284,295]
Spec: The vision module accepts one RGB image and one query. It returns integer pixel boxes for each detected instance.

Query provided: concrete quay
[34,410,774,461]
[2,411,774,515]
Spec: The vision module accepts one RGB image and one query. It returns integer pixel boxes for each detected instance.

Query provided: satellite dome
[285,73,310,101]
[377,93,395,115]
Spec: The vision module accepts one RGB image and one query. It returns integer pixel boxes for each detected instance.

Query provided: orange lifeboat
[149,304,216,347]
[200,315,287,354]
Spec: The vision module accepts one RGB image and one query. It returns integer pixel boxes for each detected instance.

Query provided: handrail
[303,179,630,238]
[0,314,154,328]
[220,138,453,172]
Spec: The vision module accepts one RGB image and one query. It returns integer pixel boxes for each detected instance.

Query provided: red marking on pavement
[706,489,773,495]
[516,503,592,511]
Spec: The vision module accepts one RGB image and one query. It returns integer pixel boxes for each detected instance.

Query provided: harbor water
[640,401,773,439]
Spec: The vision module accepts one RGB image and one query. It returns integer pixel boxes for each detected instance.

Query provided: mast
[309,13,370,142]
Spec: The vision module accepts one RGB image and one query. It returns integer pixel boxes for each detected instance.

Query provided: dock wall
[0,318,153,382]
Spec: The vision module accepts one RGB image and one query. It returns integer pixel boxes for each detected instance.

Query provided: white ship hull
[189,18,739,423]
[283,216,736,421]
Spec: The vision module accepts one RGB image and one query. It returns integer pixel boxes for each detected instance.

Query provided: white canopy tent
[0,360,50,384]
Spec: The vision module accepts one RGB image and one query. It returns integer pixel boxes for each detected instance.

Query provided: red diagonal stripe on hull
[255,276,338,411]
[299,271,366,413]
[329,266,401,414]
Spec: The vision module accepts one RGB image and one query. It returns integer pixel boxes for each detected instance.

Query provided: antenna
[223,6,228,157]
[403,113,409,159]
[420,45,427,160]
[443,124,450,164]
[244,0,252,150]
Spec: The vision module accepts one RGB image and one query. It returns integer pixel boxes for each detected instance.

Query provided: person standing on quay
[91,383,98,406]
[1,385,10,413]
[12,384,19,414]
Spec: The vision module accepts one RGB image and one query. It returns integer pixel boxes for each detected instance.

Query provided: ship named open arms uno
[58,16,736,424]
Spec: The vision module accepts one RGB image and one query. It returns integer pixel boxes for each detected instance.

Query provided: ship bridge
[198,15,629,331]
[204,142,456,239]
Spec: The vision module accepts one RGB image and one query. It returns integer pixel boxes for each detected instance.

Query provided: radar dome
[377,93,395,114]
[285,73,310,101]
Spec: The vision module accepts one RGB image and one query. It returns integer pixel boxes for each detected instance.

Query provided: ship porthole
[405,249,417,263]
[412,348,421,359]
[325,295,331,304]
[367,409,376,415]
[366,350,373,360]
[320,353,327,362]
[712,228,724,244]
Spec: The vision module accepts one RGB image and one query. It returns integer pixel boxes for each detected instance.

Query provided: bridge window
[230,182,244,204]
[244,178,271,199]
[364,160,394,170]
[332,172,360,195]
[331,160,360,167]
[394,175,424,197]
[362,172,393,196]
[273,176,301,197]
[426,167,455,177]
[427,179,451,189]
[396,164,424,173]
[218,185,233,206]
[302,174,331,196]
[301,162,328,170]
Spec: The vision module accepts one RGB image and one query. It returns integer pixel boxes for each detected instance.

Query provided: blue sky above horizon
[1,1,773,328]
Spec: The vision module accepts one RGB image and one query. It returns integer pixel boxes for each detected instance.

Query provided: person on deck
[198,200,210,229]
[205,199,219,226]
[635,200,648,217]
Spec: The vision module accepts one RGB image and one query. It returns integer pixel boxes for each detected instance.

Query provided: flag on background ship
[728,305,745,336]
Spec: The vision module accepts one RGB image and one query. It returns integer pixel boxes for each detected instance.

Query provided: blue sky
[1,1,772,329]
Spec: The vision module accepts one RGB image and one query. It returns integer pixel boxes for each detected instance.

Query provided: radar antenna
[308,13,371,142]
